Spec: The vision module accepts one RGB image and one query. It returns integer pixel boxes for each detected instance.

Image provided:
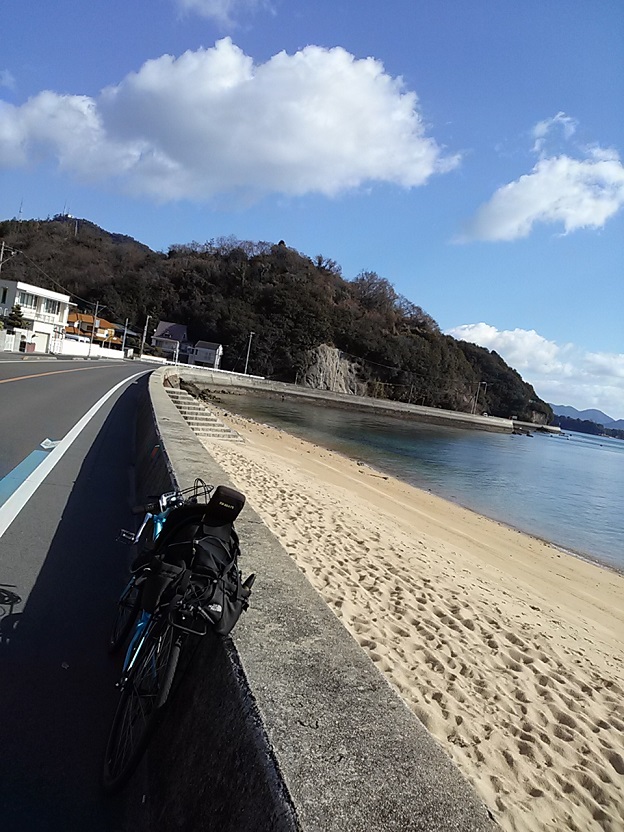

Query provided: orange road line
[0,365,120,384]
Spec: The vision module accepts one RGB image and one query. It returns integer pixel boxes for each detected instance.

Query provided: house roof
[112,322,141,337]
[14,280,71,303]
[153,320,189,341]
[64,323,122,344]
[67,311,116,329]
[195,340,222,350]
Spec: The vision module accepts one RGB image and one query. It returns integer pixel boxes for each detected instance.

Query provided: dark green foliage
[0,217,552,420]
[454,340,553,423]
[5,303,26,330]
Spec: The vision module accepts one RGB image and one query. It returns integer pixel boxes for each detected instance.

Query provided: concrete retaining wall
[160,365,514,433]
[133,368,497,831]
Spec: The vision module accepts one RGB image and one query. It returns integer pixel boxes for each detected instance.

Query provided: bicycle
[108,478,213,654]
[102,482,254,792]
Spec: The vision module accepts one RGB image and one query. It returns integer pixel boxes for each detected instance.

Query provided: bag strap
[200,532,238,576]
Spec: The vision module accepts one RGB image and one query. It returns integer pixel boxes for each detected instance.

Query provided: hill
[0,215,553,423]
[550,404,614,426]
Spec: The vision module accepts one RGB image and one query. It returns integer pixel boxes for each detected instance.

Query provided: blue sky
[1,0,623,417]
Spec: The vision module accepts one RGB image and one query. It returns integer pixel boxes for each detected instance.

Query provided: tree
[351,271,397,315]
[5,304,26,330]
[0,217,554,417]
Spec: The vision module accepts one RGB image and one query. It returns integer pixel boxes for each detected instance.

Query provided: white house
[0,279,71,353]
[188,340,223,369]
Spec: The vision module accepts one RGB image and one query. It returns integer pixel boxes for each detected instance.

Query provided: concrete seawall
[132,368,497,831]
[159,365,516,433]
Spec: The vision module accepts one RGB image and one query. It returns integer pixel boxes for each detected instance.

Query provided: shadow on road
[0,377,147,831]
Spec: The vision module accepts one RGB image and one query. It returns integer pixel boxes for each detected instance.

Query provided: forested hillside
[0,216,552,422]
[551,416,624,440]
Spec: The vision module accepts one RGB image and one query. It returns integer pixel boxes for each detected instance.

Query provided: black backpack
[135,487,253,636]
[189,525,252,636]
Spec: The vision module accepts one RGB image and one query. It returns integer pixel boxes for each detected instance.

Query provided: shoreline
[316,441,622,580]
[424,489,624,580]
[207,388,620,576]
[204,408,624,832]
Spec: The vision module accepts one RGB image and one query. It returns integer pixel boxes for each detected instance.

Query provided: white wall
[53,340,125,359]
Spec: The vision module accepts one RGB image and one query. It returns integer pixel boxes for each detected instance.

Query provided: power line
[338,347,426,377]
[0,240,109,312]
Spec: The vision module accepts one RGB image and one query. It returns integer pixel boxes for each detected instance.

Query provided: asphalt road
[0,357,155,831]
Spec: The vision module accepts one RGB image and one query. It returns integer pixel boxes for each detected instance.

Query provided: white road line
[0,371,147,539]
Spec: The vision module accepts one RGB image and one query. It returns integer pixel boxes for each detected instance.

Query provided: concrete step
[166,388,242,441]
[178,411,220,420]
[182,418,231,429]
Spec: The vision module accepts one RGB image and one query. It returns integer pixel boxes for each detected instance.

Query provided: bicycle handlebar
[132,502,160,516]
[132,481,214,518]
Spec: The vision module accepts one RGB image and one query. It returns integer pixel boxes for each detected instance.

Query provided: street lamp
[472,381,487,414]
[243,331,255,375]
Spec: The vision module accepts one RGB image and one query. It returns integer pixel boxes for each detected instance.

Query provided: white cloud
[447,323,624,419]
[0,39,458,201]
[175,0,268,26]
[532,111,577,155]
[461,113,624,242]
[0,70,16,91]
[461,152,624,241]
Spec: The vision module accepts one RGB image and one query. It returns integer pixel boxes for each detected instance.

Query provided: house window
[17,291,37,309]
[0,287,6,304]
[43,298,60,315]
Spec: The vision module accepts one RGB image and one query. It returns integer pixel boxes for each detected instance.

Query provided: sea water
[216,392,624,573]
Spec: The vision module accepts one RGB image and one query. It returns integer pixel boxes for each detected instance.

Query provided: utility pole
[88,300,100,359]
[121,318,129,354]
[140,314,151,357]
[0,241,20,279]
[244,331,255,375]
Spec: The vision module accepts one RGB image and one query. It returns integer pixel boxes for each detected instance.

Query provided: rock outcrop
[299,345,365,395]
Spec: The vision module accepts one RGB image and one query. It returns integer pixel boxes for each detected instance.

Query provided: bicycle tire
[108,578,141,654]
[157,640,181,708]
[102,622,177,792]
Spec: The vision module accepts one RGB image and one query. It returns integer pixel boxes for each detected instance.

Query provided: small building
[151,321,192,359]
[66,311,122,349]
[0,278,71,353]
[188,340,223,369]
[150,320,223,367]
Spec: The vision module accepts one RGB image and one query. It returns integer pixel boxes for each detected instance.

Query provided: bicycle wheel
[102,622,178,792]
[108,578,141,654]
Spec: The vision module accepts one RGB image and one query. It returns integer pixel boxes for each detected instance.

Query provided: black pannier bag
[192,486,250,637]
[192,526,250,637]
[132,486,246,573]
[140,561,187,613]
[131,485,251,635]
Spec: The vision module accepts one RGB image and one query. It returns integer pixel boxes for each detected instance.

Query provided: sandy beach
[200,407,624,832]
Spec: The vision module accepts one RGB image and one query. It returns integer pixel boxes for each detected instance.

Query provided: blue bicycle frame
[121,506,171,677]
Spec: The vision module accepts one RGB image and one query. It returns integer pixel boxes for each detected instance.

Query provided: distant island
[549,405,624,440]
